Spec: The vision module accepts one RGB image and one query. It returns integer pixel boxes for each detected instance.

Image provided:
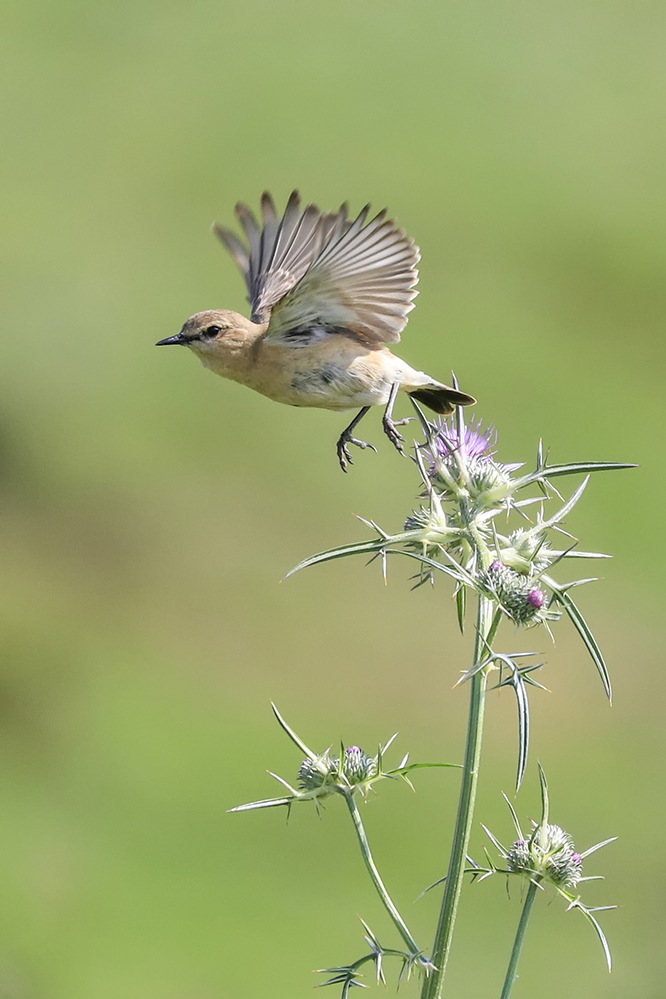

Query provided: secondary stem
[499,879,539,999]
[345,792,422,955]
[421,594,497,999]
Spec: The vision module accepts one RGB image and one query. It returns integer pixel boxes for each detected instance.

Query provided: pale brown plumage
[158,191,476,470]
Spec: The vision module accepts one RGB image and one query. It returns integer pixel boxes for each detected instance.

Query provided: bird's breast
[247,339,401,411]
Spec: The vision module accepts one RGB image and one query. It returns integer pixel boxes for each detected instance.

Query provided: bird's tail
[408,383,476,415]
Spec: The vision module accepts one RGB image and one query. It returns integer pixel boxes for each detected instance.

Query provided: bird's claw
[382,416,407,455]
[336,432,378,472]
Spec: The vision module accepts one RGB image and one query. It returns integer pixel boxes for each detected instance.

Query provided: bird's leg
[336,407,376,472]
[382,382,412,455]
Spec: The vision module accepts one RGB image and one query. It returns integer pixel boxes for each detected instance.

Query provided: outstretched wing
[213,191,325,323]
[213,191,420,345]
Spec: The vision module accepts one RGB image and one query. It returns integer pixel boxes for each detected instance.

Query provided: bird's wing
[213,191,420,345]
[213,191,325,323]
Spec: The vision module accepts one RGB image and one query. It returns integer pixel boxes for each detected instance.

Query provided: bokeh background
[0,1,664,996]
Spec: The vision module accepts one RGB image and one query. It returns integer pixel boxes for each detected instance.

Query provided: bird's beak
[155,332,186,346]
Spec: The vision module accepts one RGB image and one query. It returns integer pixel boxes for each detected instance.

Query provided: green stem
[499,879,539,999]
[421,595,496,999]
[345,792,421,955]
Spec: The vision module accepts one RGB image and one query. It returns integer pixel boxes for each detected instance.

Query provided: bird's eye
[204,325,222,337]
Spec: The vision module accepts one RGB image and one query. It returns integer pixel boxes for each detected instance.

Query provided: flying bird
[157,191,476,470]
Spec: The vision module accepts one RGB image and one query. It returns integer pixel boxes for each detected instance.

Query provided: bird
[157,191,476,470]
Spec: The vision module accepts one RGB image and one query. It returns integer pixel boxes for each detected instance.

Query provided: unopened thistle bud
[297,746,377,794]
[484,561,548,625]
[297,755,337,792]
[342,746,376,784]
[508,824,583,888]
[507,839,531,872]
[403,506,460,559]
[502,529,555,574]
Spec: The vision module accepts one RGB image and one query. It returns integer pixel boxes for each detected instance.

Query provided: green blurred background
[0,0,664,996]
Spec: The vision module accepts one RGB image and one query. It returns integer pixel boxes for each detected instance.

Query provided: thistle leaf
[570,901,614,971]
[390,548,472,585]
[555,550,612,559]
[539,475,590,531]
[286,539,386,577]
[537,762,550,829]
[385,762,461,775]
[518,461,636,489]
[482,824,508,857]
[545,583,612,701]
[228,796,294,812]
[513,671,530,791]
[456,584,466,634]
[502,792,525,841]
[271,702,319,760]
[580,836,618,859]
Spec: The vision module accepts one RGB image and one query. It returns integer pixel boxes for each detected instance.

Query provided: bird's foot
[382,414,411,455]
[336,430,377,472]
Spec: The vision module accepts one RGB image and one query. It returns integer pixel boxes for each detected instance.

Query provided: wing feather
[212,192,419,343]
[267,203,420,343]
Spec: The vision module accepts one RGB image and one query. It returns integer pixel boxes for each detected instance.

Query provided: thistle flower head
[501,529,555,574]
[427,417,522,504]
[229,706,453,815]
[297,745,377,793]
[508,823,584,888]
[342,745,377,785]
[402,504,463,563]
[297,754,337,792]
[483,560,555,626]
[434,417,497,463]
[288,409,633,712]
[481,769,617,972]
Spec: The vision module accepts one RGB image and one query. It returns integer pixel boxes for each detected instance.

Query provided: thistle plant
[474,764,617,998]
[230,703,458,987]
[232,394,633,997]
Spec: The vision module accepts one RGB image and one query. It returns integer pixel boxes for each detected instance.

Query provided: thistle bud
[297,746,377,794]
[502,528,555,574]
[484,561,548,625]
[297,755,337,792]
[508,824,584,888]
[507,839,531,872]
[342,746,377,784]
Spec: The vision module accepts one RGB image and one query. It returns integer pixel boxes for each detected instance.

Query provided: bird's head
[156,309,260,361]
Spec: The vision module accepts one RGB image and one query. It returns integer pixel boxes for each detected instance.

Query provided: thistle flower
[297,746,377,793]
[297,753,338,792]
[287,405,634,783]
[231,708,450,985]
[478,766,617,970]
[500,528,556,574]
[427,417,522,503]
[483,561,556,627]
[343,745,377,784]
[434,417,497,462]
[229,704,458,815]
[507,824,583,889]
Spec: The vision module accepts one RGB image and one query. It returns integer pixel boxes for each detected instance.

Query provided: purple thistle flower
[426,416,524,500]
[528,589,546,609]
[433,417,497,462]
